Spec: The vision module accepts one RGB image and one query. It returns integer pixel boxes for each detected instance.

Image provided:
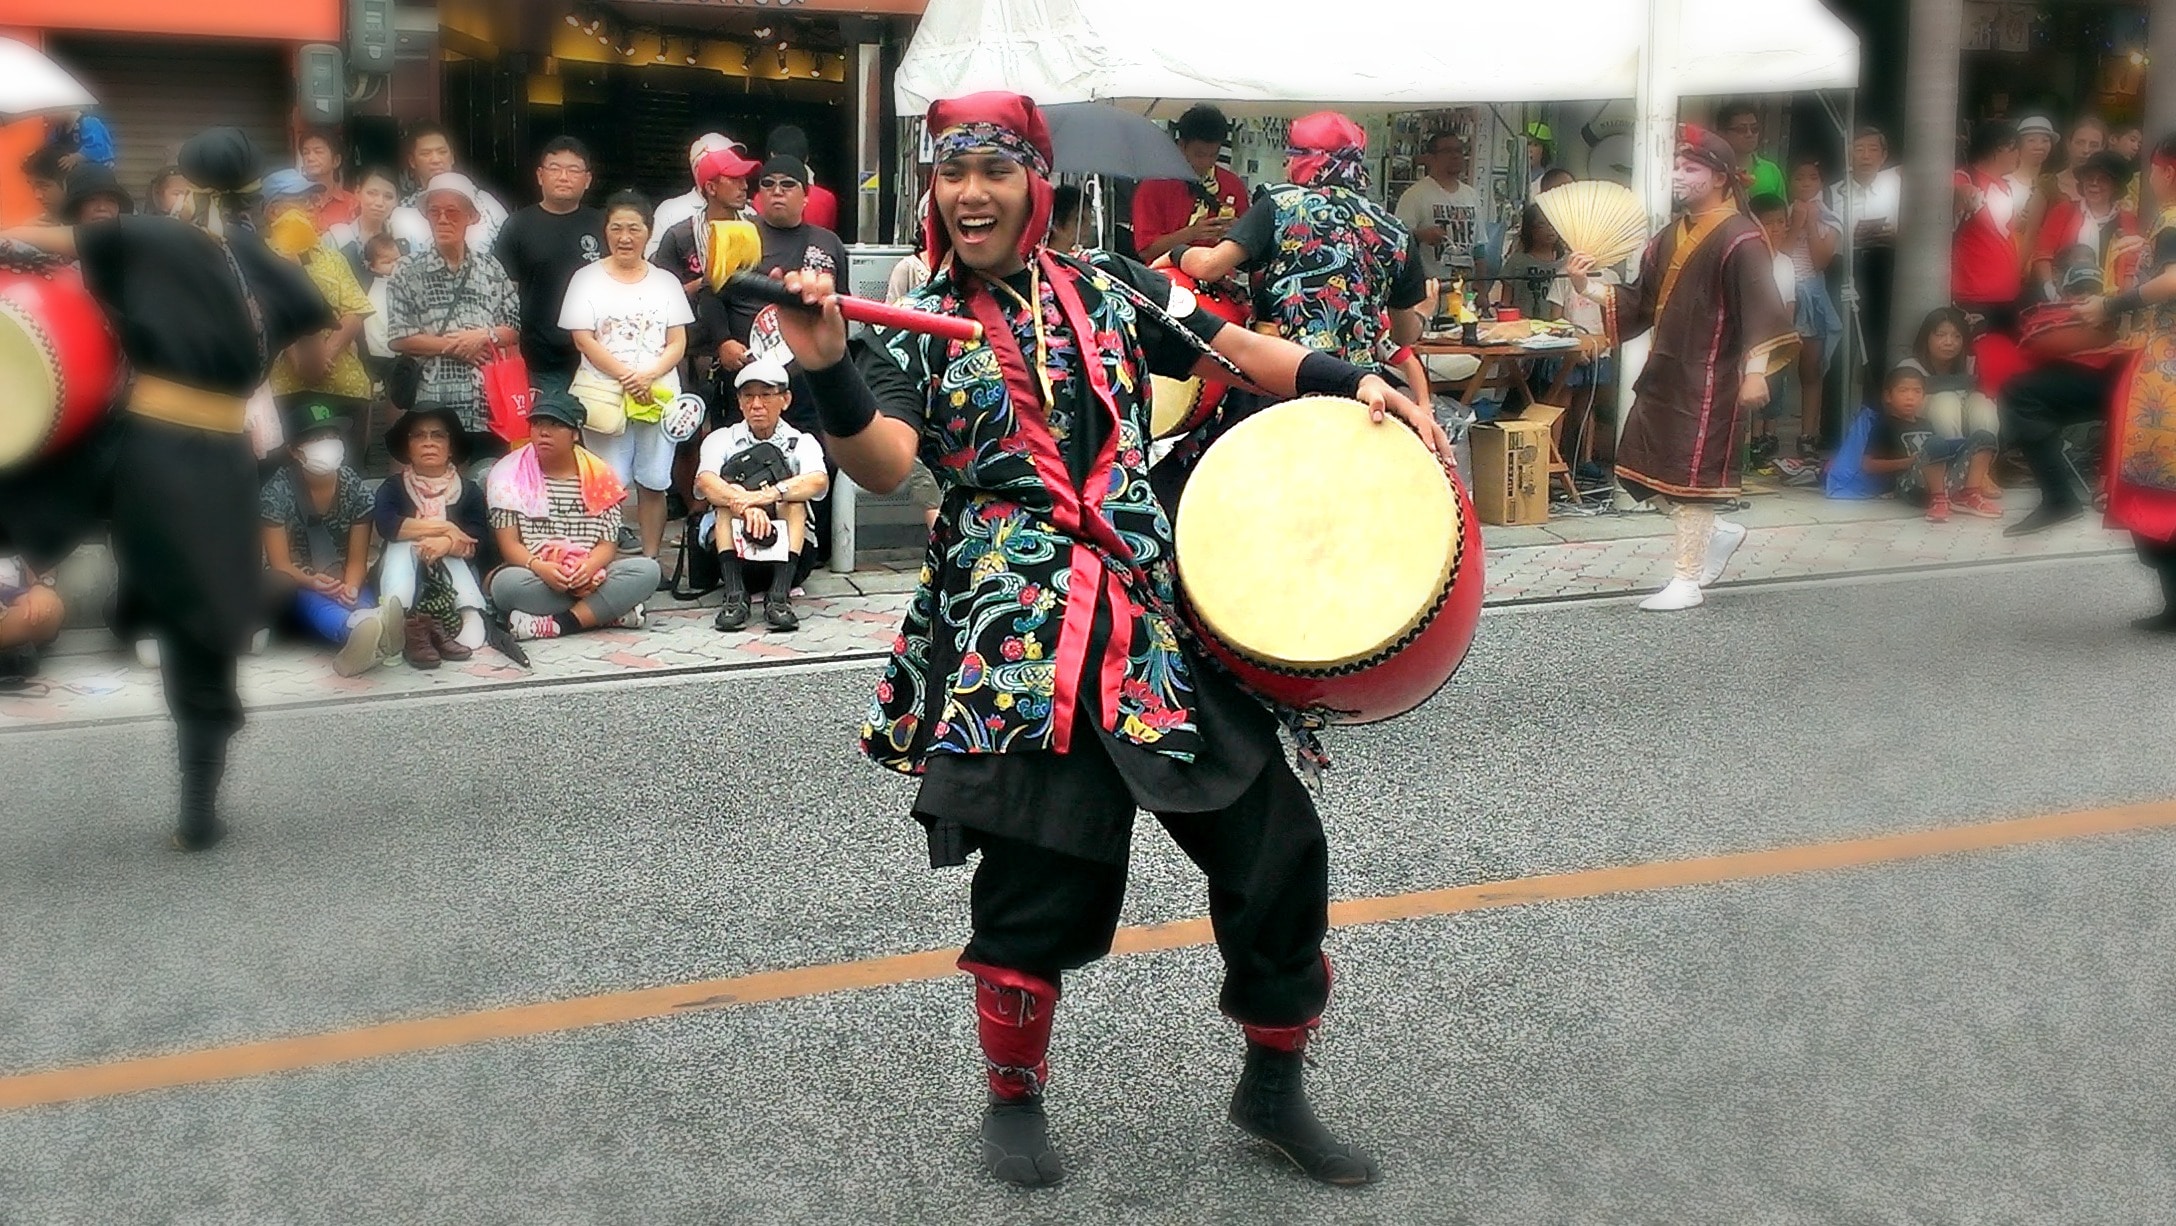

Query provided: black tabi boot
[962,960,1064,1188]
[1229,1024,1379,1187]
[172,721,232,852]
[2136,551,2176,633]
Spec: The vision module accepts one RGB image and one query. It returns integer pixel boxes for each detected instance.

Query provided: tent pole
[1613,0,1681,510]
[1826,89,1861,442]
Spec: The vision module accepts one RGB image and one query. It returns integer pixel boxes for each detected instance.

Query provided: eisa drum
[0,266,120,470]
[1174,396,1483,723]
[1148,264,1251,440]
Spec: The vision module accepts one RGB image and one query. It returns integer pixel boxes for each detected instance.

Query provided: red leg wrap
[1237,955,1333,1052]
[960,959,1060,1101]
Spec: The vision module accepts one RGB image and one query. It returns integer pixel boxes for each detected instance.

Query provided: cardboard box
[1468,418,1552,525]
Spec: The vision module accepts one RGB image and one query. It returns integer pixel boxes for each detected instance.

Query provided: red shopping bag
[481,342,535,444]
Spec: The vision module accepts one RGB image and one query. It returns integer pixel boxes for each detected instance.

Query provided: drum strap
[127,375,248,434]
[1094,273,1265,394]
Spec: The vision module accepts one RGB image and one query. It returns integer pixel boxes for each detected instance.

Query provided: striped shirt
[489,477,622,552]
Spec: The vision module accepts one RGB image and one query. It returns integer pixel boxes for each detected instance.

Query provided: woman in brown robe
[1569,125,1797,611]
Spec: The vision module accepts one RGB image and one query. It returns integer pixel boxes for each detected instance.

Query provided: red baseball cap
[696,145,761,184]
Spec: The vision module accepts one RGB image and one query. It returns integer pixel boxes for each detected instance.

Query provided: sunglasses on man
[758,176,804,191]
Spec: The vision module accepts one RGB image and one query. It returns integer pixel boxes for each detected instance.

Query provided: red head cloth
[1285,111,1370,191]
[925,91,1057,272]
[1678,123,1742,187]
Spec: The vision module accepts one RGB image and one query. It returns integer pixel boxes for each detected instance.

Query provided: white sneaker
[507,611,560,641]
[1696,520,1747,588]
[134,638,160,669]
[1638,578,1706,612]
[376,595,406,663]
[615,604,646,630]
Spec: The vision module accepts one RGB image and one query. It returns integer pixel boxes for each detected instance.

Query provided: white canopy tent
[896,0,1859,116]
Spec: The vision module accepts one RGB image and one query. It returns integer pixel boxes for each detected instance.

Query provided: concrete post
[1891,0,1964,369]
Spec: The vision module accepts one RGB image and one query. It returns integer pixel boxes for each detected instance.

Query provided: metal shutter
[44,37,291,207]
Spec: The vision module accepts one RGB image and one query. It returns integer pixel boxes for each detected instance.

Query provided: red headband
[924,91,1057,270]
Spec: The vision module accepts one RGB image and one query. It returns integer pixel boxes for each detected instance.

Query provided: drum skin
[1176,397,1485,724]
[0,266,121,470]
[1149,262,1250,440]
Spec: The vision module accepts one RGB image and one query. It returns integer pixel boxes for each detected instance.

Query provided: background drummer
[1176,111,1430,377]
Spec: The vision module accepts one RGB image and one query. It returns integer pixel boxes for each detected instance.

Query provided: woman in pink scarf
[372,406,496,667]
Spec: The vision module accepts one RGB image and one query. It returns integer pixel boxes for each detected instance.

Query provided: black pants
[2000,363,2117,510]
[1856,244,1896,375]
[0,414,253,736]
[960,756,1332,1029]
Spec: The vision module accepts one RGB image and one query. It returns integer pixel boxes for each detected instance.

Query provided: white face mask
[297,438,346,476]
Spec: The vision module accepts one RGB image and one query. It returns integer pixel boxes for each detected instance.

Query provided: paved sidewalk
[0,493,2128,730]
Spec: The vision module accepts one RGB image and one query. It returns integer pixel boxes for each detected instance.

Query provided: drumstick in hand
[703,220,983,345]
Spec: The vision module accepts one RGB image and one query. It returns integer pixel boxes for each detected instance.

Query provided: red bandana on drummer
[925,91,1058,270]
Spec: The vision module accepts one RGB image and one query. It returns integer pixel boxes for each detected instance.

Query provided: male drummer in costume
[772,92,1446,1190]
[1176,112,1431,374]
[2052,132,2176,630]
[1567,125,1796,612]
[0,128,331,850]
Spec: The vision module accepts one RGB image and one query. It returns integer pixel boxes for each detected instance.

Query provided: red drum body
[0,267,121,470]
[1149,263,1251,440]
[1175,397,1484,724]
[2019,301,2118,363]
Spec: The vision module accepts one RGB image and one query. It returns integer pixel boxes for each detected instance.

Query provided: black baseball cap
[527,389,586,429]
[757,156,808,187]
[280,394,351,440]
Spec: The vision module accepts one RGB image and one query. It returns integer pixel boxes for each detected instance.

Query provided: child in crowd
[1899,306,2004,513]
[22,148,66,226]
[260,399,402,677]
[1749,194,1799,470]
[1785,154,1842,465]
[359,233,402,389]
[1860,365,2000,523]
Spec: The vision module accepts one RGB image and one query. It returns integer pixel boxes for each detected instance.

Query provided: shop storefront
[435,0,902,241]
[2,1,341,206]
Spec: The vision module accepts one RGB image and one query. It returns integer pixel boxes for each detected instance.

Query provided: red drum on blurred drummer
[0,266,121,470]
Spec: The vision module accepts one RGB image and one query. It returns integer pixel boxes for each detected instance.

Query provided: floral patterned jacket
[1252,183,1415,372]
[854,249,1220,775]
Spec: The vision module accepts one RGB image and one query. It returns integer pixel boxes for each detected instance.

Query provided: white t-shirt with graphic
[1394,177,1483,280]
[558,261,696,396]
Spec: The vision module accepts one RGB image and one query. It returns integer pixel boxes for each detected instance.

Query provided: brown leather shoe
[402,615,441,669]
[427,617,474,661]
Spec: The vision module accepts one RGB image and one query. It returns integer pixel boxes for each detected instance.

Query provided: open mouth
[957,216,999,244]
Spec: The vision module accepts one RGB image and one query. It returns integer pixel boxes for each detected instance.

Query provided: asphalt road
[3,555,2175,1224]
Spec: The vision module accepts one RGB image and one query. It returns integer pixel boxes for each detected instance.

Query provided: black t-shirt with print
[76,215,332,398]
[493,204,605,376]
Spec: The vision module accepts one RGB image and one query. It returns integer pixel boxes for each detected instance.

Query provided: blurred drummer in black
[0,127,332,851]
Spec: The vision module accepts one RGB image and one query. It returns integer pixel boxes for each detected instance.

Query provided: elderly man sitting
[695,358,829,632]
[487,391,661,640]
[0,549,63,687]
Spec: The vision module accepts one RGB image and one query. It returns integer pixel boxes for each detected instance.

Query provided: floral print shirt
[1225,182,1428,371]
[848,250,1231,775]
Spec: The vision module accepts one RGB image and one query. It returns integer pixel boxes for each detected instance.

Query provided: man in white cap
[694,356,828,632]
[649,132,752,257]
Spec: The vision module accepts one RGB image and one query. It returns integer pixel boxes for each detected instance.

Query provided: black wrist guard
[1295,350,1368,400]
[803,356,880,439]
[2108,288,2148,318]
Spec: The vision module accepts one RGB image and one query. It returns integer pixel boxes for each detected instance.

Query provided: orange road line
[4,800,2173,1114]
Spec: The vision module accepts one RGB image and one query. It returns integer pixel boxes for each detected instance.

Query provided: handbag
[479,341,535,444]
[721,441,794,548]
[570,367,627,435]
[386,259,474,413]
